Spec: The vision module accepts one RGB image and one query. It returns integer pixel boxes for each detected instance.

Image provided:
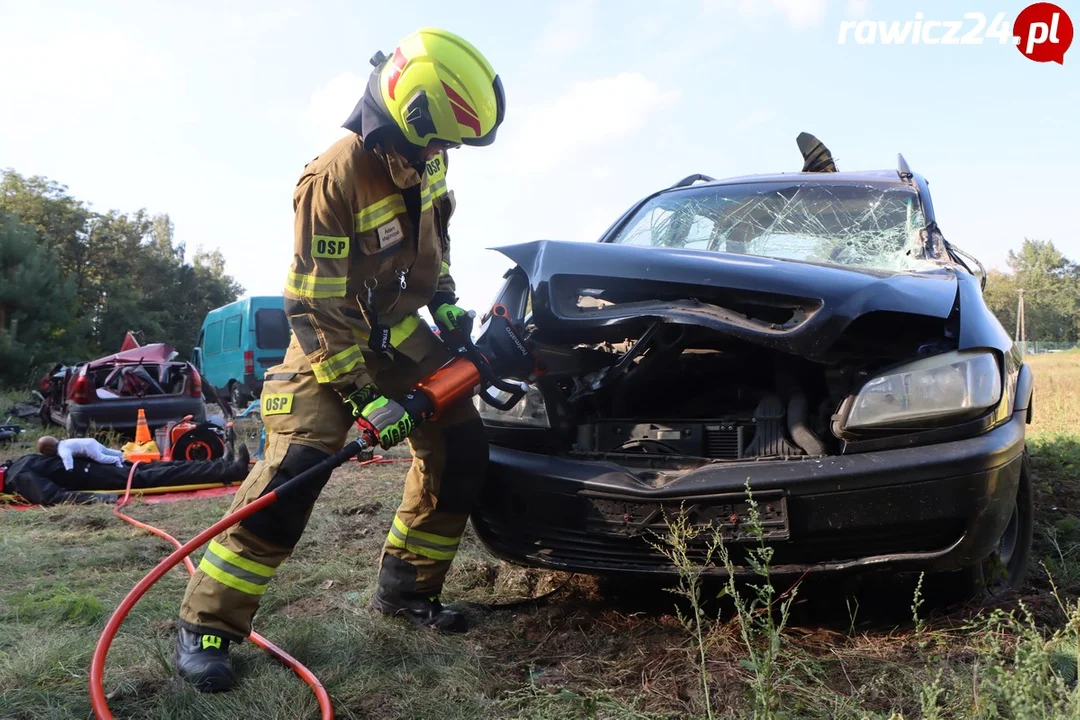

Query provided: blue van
[193,296,290,407]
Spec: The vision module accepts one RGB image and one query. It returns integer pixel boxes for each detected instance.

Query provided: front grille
[590,419,751,460]
[585,491,790,542]
[705,424,744,459]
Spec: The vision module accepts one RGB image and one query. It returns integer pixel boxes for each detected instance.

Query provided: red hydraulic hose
[90,439,369,720]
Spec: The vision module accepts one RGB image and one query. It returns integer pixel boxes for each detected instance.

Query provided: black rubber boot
[175,627,235,692]
[370,586,468,633]
[231,443,250,477]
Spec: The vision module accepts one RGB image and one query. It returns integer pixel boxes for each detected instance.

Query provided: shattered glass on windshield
[611,182,940,272]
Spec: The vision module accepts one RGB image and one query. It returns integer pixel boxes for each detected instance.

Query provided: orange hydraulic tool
[360,304,543,444]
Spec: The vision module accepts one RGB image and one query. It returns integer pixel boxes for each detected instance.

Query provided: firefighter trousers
[177,326,488,641]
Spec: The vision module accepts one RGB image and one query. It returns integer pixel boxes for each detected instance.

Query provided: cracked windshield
[611,182,938,272]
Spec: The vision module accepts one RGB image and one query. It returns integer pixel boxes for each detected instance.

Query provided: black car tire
[230,382,252,409]
[65,415,89,439]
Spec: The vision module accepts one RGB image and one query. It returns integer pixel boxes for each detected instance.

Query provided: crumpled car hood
[86,342,179,370]
[494,240,960,360]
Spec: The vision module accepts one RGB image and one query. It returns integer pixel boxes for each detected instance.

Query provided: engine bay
[482,307,960,464]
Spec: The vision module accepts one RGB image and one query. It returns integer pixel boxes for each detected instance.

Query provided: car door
[202,319,225,390]
[221,313,244,386]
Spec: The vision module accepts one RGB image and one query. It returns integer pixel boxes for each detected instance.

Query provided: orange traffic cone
[135,408,153,444]
[123,408,161,462]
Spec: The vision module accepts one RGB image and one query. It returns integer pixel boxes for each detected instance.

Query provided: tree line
[980,238,1079,344]
[0,168,243,387]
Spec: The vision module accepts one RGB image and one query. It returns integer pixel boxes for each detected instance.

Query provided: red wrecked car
[40,335,208,438]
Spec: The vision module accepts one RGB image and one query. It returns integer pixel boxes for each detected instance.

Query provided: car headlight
[844,350,1002,430]
[473,385,550,428]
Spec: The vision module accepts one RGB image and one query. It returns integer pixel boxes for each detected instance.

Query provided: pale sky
[1,0,1077,317]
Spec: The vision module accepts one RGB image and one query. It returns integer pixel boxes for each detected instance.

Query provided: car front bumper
[471,410,1027,577]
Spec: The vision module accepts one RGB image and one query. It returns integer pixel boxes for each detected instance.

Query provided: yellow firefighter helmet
[370,28,505,148]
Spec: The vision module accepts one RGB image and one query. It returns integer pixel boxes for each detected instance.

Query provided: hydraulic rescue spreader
[89,304,542,720]
[387,303,542,426]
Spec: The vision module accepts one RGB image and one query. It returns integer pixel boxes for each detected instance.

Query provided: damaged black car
[469,136,1034,597]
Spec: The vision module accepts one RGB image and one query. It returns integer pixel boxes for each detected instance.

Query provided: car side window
[204,320,223,355]
[620,205,718,250]
[255,308,290,349]
[223,315,242,351]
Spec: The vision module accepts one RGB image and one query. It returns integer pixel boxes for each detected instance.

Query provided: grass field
[1,353,1078,719]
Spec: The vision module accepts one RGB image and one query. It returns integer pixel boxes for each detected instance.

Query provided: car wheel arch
[1013,363,1035,423]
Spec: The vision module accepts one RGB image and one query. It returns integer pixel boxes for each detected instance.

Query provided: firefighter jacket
[285,132,457,398]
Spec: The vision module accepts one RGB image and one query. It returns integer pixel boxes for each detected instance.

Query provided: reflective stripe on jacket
[285,133,457,395]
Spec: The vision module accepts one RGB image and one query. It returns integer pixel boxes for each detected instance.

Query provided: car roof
[680,169,912,188]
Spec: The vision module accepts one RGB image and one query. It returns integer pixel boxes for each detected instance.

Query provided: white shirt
[57,438,126,471]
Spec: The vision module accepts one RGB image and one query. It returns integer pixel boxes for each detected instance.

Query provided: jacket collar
[378,146,422,190]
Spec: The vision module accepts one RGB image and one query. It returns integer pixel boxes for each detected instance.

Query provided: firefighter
[174,27,505,692]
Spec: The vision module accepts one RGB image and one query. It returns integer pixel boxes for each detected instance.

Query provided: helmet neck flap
[341,62,427,169]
